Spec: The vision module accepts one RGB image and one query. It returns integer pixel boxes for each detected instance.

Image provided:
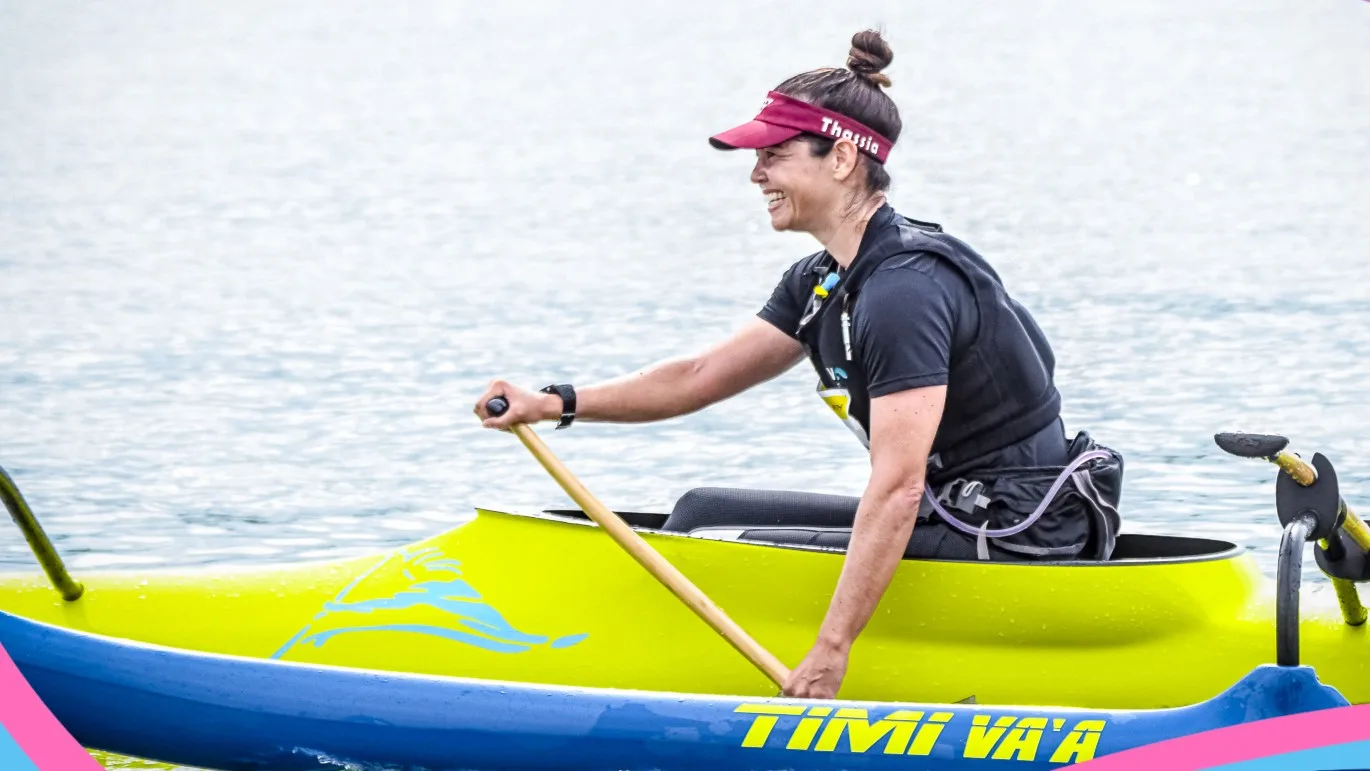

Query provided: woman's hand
[781,638,850,700]
[473,380,557,430]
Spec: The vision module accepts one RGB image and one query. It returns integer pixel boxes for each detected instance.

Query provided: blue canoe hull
[0,610,1351,770]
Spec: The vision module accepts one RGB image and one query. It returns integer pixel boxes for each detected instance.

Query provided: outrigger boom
[0,464,82,601]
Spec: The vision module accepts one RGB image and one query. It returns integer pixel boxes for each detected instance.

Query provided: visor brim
[708,121,804,151]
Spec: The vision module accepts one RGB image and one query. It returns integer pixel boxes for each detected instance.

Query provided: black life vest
[794,205,1062,485]
[792,206,1124,560]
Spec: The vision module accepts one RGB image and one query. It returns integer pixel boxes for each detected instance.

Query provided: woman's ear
[830,139,861,182]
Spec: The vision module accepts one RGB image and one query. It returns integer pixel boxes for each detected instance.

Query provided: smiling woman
[710,29,900,231]
[472,28,1126,700]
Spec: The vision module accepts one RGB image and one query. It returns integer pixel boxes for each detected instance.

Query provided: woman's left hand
[781,639,849,699]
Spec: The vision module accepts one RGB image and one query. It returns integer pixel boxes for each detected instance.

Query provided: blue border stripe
[1208,738,1370,770]
[3,605,1355,771]
[0,724,40,771]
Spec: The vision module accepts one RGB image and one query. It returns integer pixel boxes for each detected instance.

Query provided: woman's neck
[816,194,886,269]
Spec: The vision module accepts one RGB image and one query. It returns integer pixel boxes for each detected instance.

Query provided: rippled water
[2,1,1368,768]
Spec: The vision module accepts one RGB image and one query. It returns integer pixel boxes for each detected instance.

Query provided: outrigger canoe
[1,432,1369,769]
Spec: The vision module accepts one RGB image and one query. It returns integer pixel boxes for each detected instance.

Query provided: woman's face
[750,138,843,233]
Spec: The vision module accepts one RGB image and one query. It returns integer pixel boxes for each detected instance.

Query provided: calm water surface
[2,1,1368,768]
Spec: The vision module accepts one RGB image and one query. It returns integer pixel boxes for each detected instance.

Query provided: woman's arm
[475,318,806,428]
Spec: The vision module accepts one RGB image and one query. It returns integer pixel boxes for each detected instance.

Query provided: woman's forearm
[814,484,923,651]
[573,356,712,423]
[531,319,803,426]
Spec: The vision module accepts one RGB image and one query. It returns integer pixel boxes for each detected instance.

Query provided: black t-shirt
[749,211,1091,557]
[756,244,1068,475]
[759,250,978,397]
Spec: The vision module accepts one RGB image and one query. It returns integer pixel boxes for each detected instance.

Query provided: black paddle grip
[487,397,509,417]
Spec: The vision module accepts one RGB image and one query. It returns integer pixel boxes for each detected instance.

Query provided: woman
[473,30,1123,700]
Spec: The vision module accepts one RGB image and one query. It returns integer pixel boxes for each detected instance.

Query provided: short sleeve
[756,258,815,340]
[852,265,960,397]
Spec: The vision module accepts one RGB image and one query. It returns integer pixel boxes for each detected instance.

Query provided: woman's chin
[767,206,794,231]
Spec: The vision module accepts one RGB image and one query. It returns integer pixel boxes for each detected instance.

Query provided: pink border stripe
[0,641,102,770]
[1078,702,1370,770]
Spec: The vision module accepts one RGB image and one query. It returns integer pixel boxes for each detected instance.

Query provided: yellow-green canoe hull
[1,508,1365,709]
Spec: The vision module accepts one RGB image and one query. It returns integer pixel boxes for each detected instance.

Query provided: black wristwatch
[540,384,577,429]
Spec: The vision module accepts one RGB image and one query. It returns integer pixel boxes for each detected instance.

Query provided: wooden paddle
[0,464,83,601]
[485,397,791,688]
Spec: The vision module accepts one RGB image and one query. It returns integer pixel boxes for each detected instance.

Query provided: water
[2,1,1368,768]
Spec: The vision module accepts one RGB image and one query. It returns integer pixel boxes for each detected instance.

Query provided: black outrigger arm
[0,464,84,601]
[1216,433,1370,668]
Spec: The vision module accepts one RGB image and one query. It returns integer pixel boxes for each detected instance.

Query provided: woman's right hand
[473,379,557,430]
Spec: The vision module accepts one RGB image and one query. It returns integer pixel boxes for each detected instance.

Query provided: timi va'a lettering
[734,705,1105,763]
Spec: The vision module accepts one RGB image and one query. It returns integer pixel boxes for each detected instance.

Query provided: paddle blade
[1215,432,1289,459]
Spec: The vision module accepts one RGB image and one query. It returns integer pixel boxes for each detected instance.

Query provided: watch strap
[539,384,576,429]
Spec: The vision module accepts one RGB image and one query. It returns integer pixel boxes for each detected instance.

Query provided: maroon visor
[709,91,893,164]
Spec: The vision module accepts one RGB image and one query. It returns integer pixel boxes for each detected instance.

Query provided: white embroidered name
[819,117,879,155]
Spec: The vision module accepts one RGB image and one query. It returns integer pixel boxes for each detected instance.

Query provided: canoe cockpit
[537,507,1244,565]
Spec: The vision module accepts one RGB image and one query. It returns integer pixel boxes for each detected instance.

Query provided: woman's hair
[774,30,901,193]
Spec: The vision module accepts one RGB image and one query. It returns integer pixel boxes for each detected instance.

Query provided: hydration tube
[923,449,1112,540]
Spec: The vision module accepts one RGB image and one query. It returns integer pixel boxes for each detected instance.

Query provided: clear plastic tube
[923,450,1112,539]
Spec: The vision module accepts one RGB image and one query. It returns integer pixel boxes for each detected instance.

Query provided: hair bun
[846,29,893,88]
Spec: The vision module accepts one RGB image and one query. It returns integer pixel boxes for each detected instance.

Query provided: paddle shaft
[0,464,83,601]
[494,413,790,688]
